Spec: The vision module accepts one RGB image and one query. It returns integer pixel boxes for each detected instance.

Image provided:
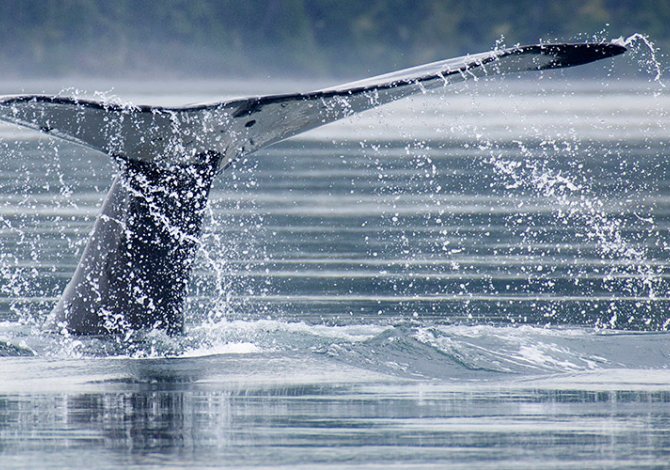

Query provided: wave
[1,320,668,385]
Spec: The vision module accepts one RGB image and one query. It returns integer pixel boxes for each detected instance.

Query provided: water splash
[475,35,669,329]
[619,33,665,86]
[484,138,666,329]
[0,35,668,360]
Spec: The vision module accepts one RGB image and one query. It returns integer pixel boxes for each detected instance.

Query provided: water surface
[1,76,669,468]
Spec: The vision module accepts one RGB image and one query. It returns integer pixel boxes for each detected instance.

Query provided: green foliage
[0,0,665,77]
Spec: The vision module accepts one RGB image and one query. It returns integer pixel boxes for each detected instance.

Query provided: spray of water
[620,33,665,86]
[477,33,668,329]
[484,138,666,329]
[0,33,668,360]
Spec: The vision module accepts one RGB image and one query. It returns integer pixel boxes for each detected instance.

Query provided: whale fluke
[0,43,625,170]
[0,42,625,335]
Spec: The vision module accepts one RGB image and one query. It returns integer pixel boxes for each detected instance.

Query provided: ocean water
[1,67,670,467]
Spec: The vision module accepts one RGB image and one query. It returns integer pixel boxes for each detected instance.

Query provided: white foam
[181,341,261,357]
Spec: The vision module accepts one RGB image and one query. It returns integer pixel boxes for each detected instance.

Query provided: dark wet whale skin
[48,152,221,335]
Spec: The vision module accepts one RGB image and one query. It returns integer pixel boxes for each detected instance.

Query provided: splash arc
[0,43,625,335]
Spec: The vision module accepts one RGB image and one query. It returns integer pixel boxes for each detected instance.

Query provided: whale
[0,43,625,335]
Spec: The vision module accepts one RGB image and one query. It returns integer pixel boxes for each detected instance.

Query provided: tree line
[0,0,665,77]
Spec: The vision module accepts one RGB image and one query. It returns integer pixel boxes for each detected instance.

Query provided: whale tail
[0,43,625,170]
[0,43,625,335]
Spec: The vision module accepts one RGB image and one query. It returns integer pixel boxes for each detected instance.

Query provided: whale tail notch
[0,42,625,335]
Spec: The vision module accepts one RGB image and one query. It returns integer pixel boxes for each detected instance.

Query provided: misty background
[0,0,665,80]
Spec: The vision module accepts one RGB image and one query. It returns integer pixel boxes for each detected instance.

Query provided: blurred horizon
[0,0,666,80]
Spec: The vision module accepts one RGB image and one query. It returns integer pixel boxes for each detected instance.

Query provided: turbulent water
[1,63,670,467]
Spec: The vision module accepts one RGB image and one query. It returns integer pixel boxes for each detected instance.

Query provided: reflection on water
[1,348,670,468]
[2,376,670,468]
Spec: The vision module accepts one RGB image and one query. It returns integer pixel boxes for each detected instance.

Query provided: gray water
[1,72,670,468]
